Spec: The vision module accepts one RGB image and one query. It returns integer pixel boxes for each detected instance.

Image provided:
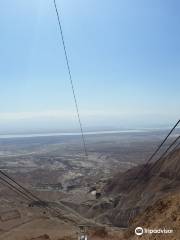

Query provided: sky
[0,0,180,133]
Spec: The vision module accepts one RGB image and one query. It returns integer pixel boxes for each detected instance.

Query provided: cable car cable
[53,0,88,158]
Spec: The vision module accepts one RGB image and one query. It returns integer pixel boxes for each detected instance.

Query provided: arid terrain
[0,129,179,239]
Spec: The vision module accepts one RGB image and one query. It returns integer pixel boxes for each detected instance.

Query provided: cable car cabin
[78,225,89,240]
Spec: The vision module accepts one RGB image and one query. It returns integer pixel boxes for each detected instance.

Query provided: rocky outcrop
[124,193,180,240]
[86,148,180,227]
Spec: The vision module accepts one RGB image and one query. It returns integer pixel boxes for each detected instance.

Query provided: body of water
[0,129,155,139]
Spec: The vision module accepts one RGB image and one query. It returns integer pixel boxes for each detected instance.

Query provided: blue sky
[0,0,180,133]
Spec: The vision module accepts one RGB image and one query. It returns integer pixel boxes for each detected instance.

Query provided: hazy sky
[0,0,180,133]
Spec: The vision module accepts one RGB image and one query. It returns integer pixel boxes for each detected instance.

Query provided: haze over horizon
[0,0,180,133]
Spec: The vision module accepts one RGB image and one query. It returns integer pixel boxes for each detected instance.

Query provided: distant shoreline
[0,128,169,139]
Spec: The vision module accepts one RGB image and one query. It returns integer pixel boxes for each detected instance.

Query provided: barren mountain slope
[124,193,180,239]
[83,148,180,227]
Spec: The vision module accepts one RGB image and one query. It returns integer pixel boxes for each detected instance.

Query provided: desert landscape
[0,129,179,239]
[1,0,180,239]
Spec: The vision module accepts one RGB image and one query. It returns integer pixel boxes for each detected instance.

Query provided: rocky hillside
[124,193,180,239]
[82,148,180,227]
